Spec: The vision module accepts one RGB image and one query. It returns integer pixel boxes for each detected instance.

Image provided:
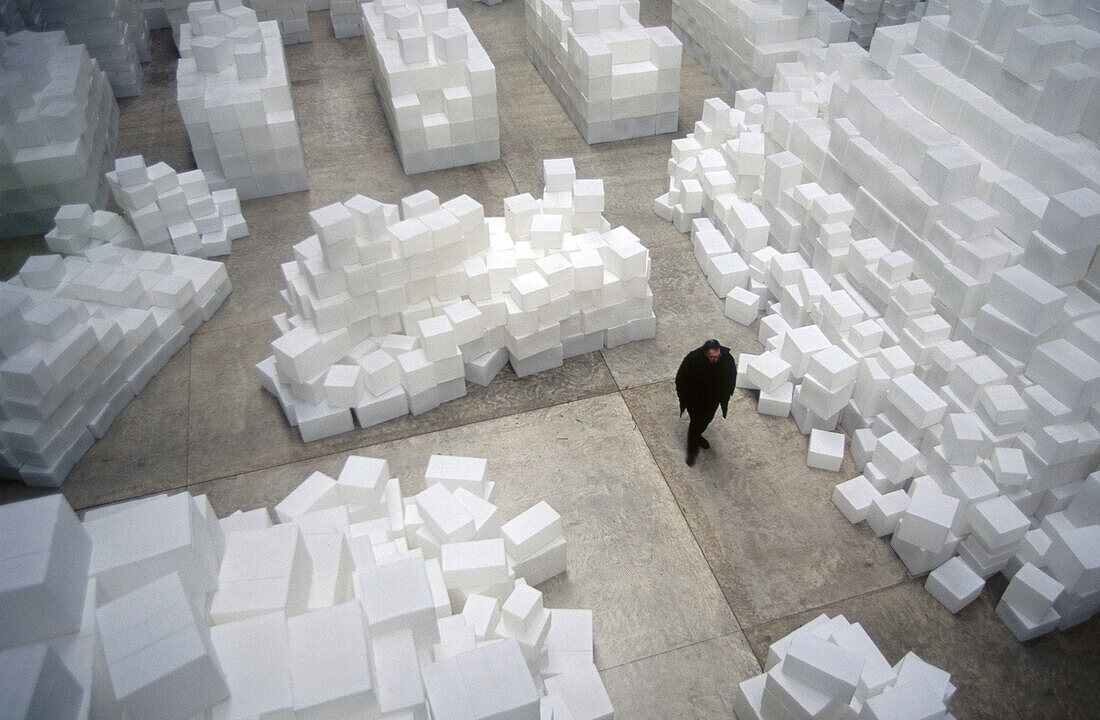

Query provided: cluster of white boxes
[361,0,500,174]
[251,0,312,45]
[669,0,850,94]
[655,2,1100,640]
[258,157,656,442]
[328,0,360,38]
[735,613,958,720]
[0,30,119,239]
[0,210,231,485]
[0,452,611,720]
[843,0,924,48]
[107,155,249,258]
[176,0,309,200]
[524,0,682,144]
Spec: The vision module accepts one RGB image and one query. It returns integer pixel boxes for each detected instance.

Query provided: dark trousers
[686,402,718,455]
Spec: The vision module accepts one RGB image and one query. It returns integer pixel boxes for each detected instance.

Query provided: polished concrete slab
[1,2,1097,717]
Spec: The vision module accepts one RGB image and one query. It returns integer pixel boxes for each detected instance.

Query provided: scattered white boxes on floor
[0,209,231,486]
[34,0,149,96]
[176,1,309,200]
[0,30,119,239]
[0,452,606,719]
[258,157,656,442]
[734,613,958,720]
[654,1,1100,640]
[524,0,682,143]
[250,0,311,45]
[669,0,850,94]
[361,0,500,173]
[106,155,249,258]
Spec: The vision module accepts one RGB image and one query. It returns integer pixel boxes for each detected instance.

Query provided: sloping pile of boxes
[250,0,311,45]
[0,453,612,720]
[735,613,958,720]
[361,0,500,174]
[258,158,655,442]
[654,2,1100,641]
[669,0,850,94]
[176,0,309,200]
[107,155,248,258]
[44,205,142,254]
[0,209,231,486]
[524,0,682,143]
[843,0,924,48]
[0,30,119,239]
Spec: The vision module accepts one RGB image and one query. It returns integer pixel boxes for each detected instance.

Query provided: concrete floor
[2,2,1098,718]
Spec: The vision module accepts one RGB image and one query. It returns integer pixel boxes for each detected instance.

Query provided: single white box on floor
[925,556,984,614]
[758,382,794,417]
[501,501,563,560]
[544,663,614,720]
[210,524,312,623]
[807,429,845,472]
[726,286,762,325]
[288,600,373,719]
[209,611,294,720]
[867,490,909,537]
[358,556,439,646]
[0,495,92,650]
[96,573,228,720]
[424,454,488,495]
[832,475,880,524]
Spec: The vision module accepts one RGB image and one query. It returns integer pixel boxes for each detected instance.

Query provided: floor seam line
[596,630,742,674]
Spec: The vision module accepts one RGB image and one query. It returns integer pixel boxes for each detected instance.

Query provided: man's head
[703,339,721,364]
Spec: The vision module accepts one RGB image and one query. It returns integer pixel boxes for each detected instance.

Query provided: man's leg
[686,403,718,464]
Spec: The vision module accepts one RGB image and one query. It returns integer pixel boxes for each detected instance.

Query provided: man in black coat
[676,339,737,466]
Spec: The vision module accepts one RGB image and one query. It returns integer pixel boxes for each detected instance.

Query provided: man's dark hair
[703,339,721,351]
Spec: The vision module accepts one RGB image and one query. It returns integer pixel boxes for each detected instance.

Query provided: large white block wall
[655,2,1100,641]
[735,613,959,720]
[258,158,655,443]
[525,0,682,144]
[361,0,500,174]
[0,30,119,239]
[1,209,231,486]
[107,155,249,258]
[176,1,309,201]
[0,453,609,719]
[670,0,851,94]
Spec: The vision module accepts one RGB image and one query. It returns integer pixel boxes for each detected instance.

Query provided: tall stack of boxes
[176,0,309,200]
[250,0,311,45]
[0,453,609,718]
[654,3,1100,639]
[0,208,231,486]
[843,0,923,48]
[524,0,682,143]
[35,0,149,97]
[361,0,500,174]
[258,158,656,442]
[669,0,850,94]
[329,0,360,38]
[0,30,118,239]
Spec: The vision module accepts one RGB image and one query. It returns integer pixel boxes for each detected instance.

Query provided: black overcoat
[676,344,737,417]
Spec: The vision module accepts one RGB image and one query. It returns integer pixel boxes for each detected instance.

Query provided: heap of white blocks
[34,0,150,96]
[669,0,850,94]
[0,452,608,719]
[258,158,655,443]
[843,0,924,49]
[44,204,141,254]
[250,0,311,45]
[0,30,119,239]
[525,0,682,144]
[736,613,958,720]
[361,0,500,174]
[655,3,1100,640]
[107,155,248,257]
[176,0,309,200]
[0,221,231,485]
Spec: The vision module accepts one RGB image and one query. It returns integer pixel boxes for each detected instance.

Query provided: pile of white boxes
[361,0,500,174]
[107,155,248,257]
[0,210,231,485]
[44,205,142,254]
[655,2,1100,641]
[0,452,612,720]
[34,0,150,97]
[524,0,682,144]
[258,158,655,442]
[0,30,119,239]
[669,0,850,94]
[735,613,958,720]
[843,0,924,48]
[329,0,360,38]
[176,0,309,200]
[250,0,312,45]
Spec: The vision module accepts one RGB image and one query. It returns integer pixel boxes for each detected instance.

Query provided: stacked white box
[259,160,655,442]
[176,1,308,200]
[250,0,311,45]
[107,155,249,257]
[525,0,682,144]
[995,562,1064,641]
[362,0,500,173]
[844,0,921,49]
[501,500,567,587]
[33,0,148,96]
[1,241,231,486]
[925,555,984,613]
[654,1,1100,639]
[670,0,850,95]
[329,0,361,38]
[736,613,957,720]
[0,30,119,239]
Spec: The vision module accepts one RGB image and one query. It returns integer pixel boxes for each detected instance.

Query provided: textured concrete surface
[1,3,1097,718]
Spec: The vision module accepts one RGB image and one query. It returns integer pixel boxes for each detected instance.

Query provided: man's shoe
[698,437,710,449]
[686,450,697,466]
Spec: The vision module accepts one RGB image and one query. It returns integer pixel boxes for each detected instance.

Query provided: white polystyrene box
[337,455,389,507]
[440,539,509,589]
[867,490,909,537]
[358,556,439,647]
[807,429,845,472]
[287,600,372,719]
[369,628,425,716]
[209,611,294,720]
[416,483,477,543]
[455,639,541,718]
[275,470,343,522]
[784,632,865,699]
[925,556,984,614]
[1000,563,1063,623]
[832,475,879,524]
[968,496,1030,551]
[501,501,563,561]
[424,454,488,495]
[461,593,500,641]
[0,642,83,720]
[543,663,612,720]
[210,524,312,623]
